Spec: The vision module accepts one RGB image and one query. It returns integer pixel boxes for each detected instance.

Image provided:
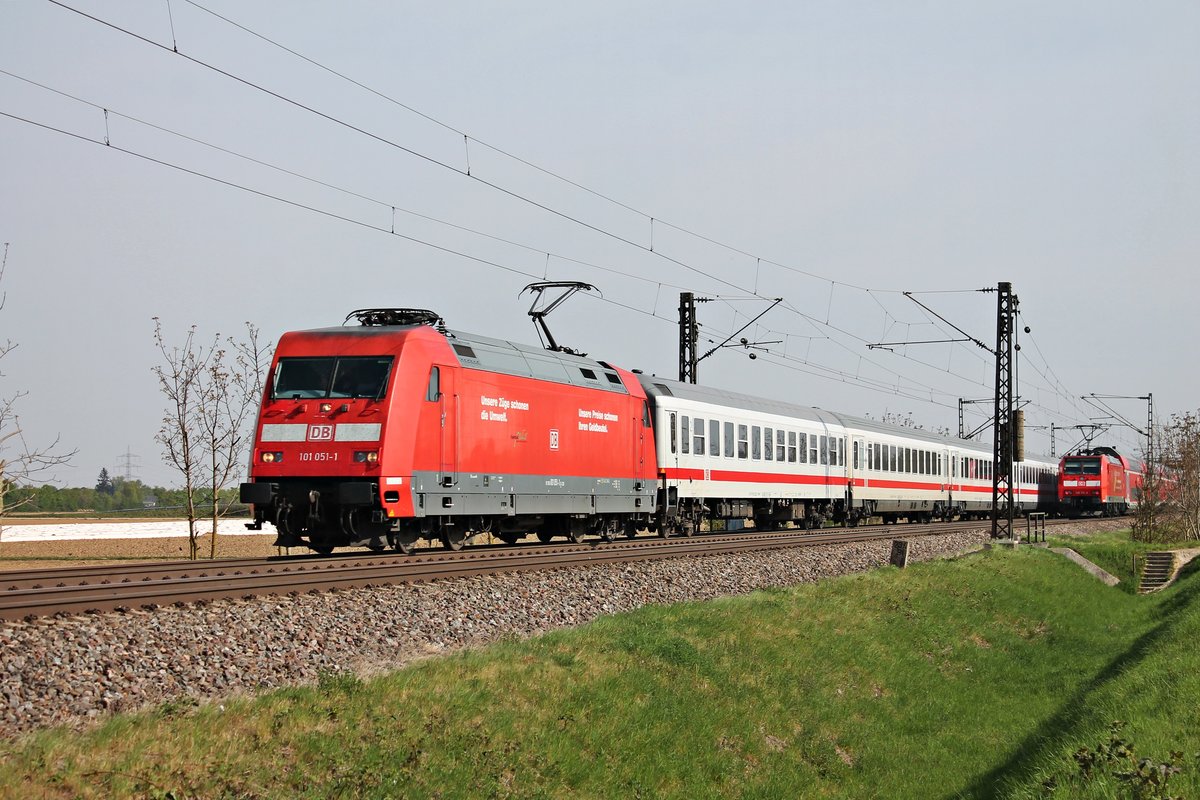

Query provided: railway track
[0,518,1060,622]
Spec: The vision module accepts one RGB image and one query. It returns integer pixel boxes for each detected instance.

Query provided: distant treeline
[7,478,243,516]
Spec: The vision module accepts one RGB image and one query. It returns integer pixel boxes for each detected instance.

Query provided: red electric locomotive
[1057,446,1144,516]
[240,309,658,554]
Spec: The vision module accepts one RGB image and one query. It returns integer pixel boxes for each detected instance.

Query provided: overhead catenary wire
[1,104,1000,414]
[16,2,1116,451]
[1,63,995,414]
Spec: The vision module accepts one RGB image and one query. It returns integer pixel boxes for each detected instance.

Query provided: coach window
[725,422,735,458]
[738,425,749,459]
[764,427,774,461]
[810,435,819,464]
[425,366,440,402]
[693,417,705,456]
[752,426,762,459]
[891,445,898,472]
[710,419,721,456]
[788,431,797,462]
[669,412,677,454]
[681,415,690,455]
[819,435,828,466]
[838,438,846,467]
[853,441,859,470]
[777,429,786,461]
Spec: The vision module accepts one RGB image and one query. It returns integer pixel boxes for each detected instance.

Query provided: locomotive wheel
[497,532,523,545]
[309,539,335,556]
[536,530,554,543]
[568,527,586,544]
[442,529,466,551]
[624,521,639,539]
[391,532,419,555]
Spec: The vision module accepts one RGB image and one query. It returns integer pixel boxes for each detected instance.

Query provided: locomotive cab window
[425,365,440,401]
[274,356,394,400]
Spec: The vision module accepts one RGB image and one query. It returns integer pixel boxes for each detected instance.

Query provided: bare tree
[154,319,268,560]
[0,243,74,553]
[1135,411,1200,543]
[865,410,953,438]
[153,319,211,560]
[195,323,269,559]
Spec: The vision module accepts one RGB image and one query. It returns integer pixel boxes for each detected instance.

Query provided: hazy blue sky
[2,1,1197,488]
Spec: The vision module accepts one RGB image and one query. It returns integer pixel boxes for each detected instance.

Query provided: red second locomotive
[1057,446,1145,516]
[240,309,658,553]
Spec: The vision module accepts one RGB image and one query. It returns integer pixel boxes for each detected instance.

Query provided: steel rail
[0,524,983,622]
[0,518,1007,591]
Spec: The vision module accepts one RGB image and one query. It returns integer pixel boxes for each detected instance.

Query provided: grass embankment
[1049,527,1200,593]
[2,543,1199,798]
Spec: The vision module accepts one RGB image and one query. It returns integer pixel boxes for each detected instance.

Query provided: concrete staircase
[1137,551,1176,594]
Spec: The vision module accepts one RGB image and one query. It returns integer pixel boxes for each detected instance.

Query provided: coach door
[849,437,865,505]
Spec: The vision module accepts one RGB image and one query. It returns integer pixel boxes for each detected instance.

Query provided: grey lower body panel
[410,470,653,518]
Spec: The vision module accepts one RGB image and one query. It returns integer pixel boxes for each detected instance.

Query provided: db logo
[308,424,334,442]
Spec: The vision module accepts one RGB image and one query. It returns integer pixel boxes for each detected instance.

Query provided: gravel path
[0,521,1126,738]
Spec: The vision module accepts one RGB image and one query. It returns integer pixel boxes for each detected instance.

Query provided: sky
[1,0,1197,489]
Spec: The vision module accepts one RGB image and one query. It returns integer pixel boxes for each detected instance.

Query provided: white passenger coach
[638,376,1057,534]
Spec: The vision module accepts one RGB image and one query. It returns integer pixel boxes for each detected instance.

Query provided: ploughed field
[0,533,279,570]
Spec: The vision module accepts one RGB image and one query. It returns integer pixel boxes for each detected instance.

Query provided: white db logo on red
[308,424,334,441]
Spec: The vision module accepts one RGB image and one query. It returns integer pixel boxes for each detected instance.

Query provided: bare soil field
[0,533,282,571]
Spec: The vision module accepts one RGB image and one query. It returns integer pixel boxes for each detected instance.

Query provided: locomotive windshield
[1063,458,1101,475]
[273,356,394,400]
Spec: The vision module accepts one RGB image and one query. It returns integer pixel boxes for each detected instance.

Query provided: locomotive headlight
[261,451,284,463]
[319,403,333,413]
[354,450,379,464]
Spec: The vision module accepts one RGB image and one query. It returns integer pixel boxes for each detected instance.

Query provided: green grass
[2,545,1199,799]
[1048,527,1200,593]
